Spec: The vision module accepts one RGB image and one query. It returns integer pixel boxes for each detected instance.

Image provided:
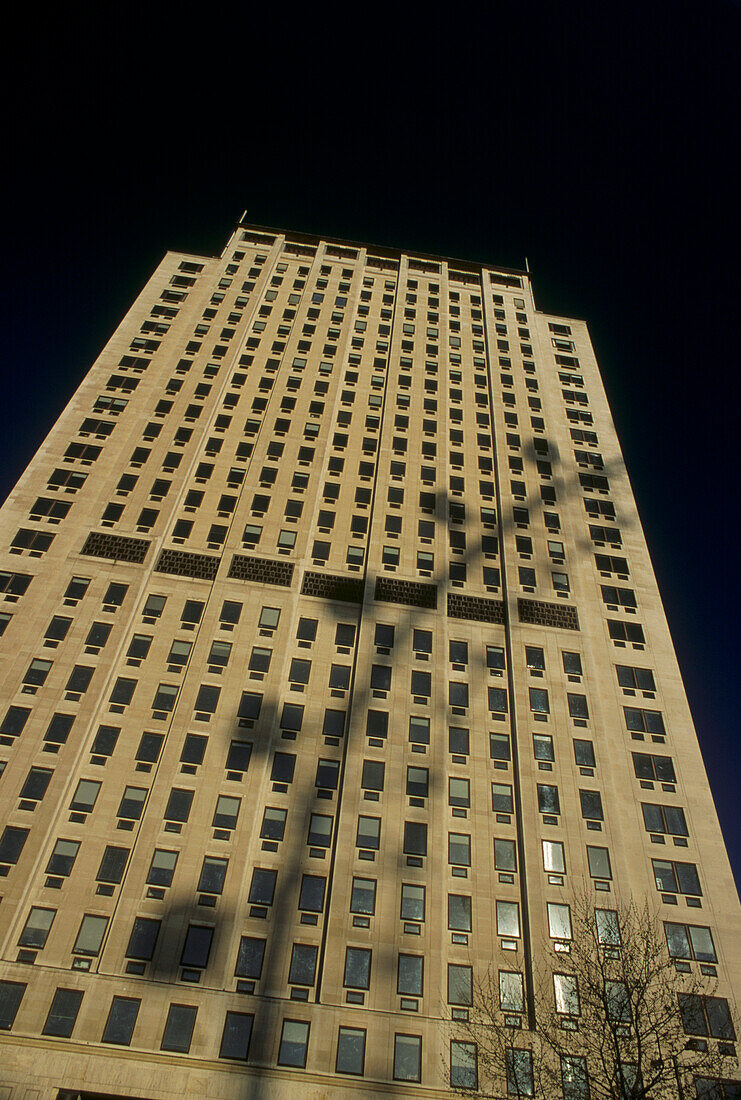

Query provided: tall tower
[0,220,738,1098]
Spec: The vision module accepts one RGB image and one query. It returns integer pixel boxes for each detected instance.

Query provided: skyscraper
[0,219,738,1098]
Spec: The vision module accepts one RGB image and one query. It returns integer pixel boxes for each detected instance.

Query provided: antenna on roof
[525,256,530,272]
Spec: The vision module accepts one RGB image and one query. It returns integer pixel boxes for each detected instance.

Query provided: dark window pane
[248,868,277,905]
[102,997,140,1045]
[289,943,318,986]
[161,1004,197,1053]
[235,937,265,979]
[43,988,83,1038]
[298,874,325,912]
[219,1011,253,1060]
[181,925,213,969]
[0,980,26,1030]
[126,918,160,960]
[96,846,129,884]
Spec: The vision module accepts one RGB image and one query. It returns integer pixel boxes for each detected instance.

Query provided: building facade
[0,220,738,1098]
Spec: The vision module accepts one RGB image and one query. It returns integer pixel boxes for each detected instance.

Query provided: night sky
[3,4,740,887]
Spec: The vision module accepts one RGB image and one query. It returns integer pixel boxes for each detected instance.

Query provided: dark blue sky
[3,3,740,887]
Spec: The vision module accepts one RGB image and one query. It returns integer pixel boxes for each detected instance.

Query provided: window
[449,777,470,809]
[497,901,520,937]
[533,733,554,763]
[289,658,311,685]
[606,620,642,642]
[181,925,214,969]
[126,917,160,961]
[632,752,676,782]
[554,973,580,1016]
[401,883,426,921]
[694,1079,741,1098]
[247,868,278,911]
[371,664,391,691]
[234,936,266,982]
[537,784,560,814]
[548,903,572,941]
[96,846,129,884]
[641,802,688,837]
[450,726,470,755]
[529,687,550,714]
[45,615,72,642]
[625,707,665,735]
[0,980,26,1029]
[596,909,621,946]
[102,997,140,1045]
[404,821,427,856]
[543,840,566,874]
[488,686,508,714]
[278,1019,310,1067]
[494,838,517,872]
[606,980,631,1024]
[19,906,56,948]
[220,1011,253,1061]
[73,914,109,956]
[226,740,252,772]
[568,693,589,719]
[336,1026,366,1075]
[587,846,612,880]
[394,1034,422,1082]
[161,1004,197,1053]
[679,995,735,1040]
[500,971,525,1012]
[0,825,29,865]
[506,1049,534,1095]
[409,716,430,746]
[164,788,193,824]
[198,856,228,894]
[580,789,604,820]
[298,874,326,913]
[19,766,53,803]
[407,766,429,798]
[70,779,101,814]
[361,759,384,793]
[307,813,333,848]
[46,838,80,877]
[344,947,371,990]
[617,665,656,691]
[152,683,178,711]
[167,641,192,668]
[448,964,473,1006]
[350,877,376,915]
[357,815,381,850]
[652,859,702,896]
[574,739,596,767]
[23,657,52,686]
[147,849,178,887]
[1,705,31,738]
[492,783,514,814]
[398,954,424,995]
[664,923,717,963]
[561,1056,589,1099]
[208,640,232,668]
[448,894,472,932]
[43,988,84,1038]
[195,684,221,714]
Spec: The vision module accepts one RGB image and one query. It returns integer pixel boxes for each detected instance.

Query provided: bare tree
[445,894,738,1098]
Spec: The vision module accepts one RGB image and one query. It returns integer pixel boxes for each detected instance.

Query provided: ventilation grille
[374,577,437,609]
[301,571,364,604]
[518,598,579,631]
[155,549,220,581]
[80,532,150,564]
[228,555,294,587]
[447,593,505,623]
